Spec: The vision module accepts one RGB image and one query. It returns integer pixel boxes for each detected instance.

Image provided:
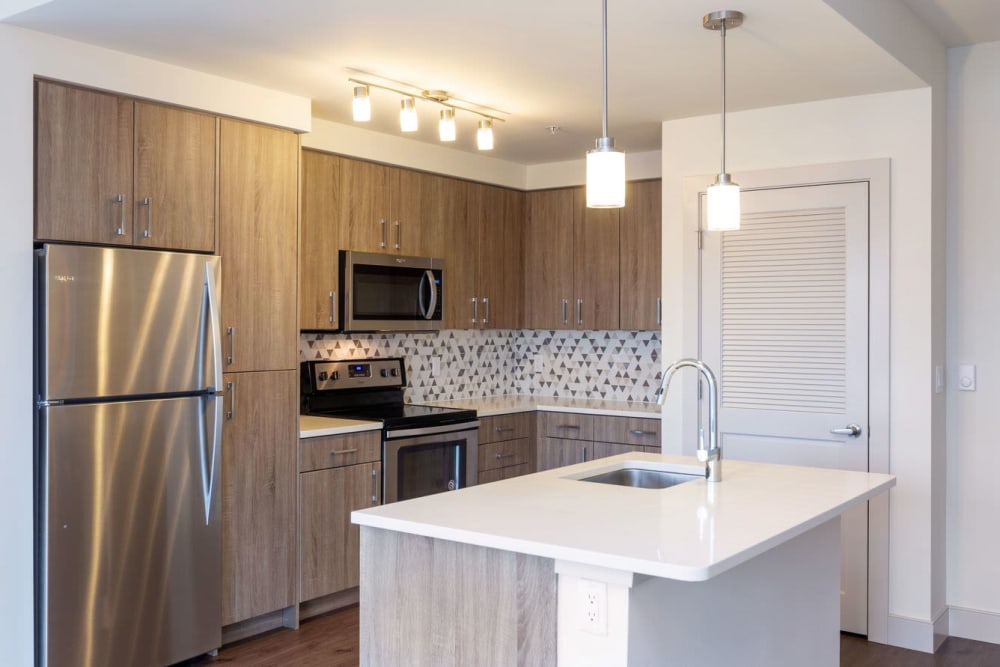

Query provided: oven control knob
[331,371,339,381]
[380,368,390,377]
[390,368,399,377]
[318,371,328,382]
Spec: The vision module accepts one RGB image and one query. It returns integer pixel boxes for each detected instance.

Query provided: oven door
[383,421,478,503]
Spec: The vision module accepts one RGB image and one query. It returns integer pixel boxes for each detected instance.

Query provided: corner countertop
[299,415,382,439]
[352,452,895,583]
[421,395,661,418]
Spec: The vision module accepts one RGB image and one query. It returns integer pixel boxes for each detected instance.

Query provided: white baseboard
[949,606,1000,645]
[885,613,939,653]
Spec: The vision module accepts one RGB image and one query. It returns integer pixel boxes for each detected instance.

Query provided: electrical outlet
[579,579,607,635]
[431,356,441,378]
[534,353,544,374]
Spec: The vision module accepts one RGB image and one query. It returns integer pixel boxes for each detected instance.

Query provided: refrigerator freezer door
[38,244,222,401]
[39,395,221,667]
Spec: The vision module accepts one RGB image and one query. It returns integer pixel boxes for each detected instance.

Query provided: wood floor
[187,604,1000,666]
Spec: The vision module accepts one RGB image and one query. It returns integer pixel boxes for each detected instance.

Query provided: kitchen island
[352,452,894,667]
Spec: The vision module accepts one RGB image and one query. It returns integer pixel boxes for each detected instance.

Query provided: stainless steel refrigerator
[35,243,223,667]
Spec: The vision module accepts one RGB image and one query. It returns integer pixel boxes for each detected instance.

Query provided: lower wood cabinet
[299,431,382,602]
[537,413,662,471]
[221,370,297,626]
[478,413,534,483]
[537,437,592,471]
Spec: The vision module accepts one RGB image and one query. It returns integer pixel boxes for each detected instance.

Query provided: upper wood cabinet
[35,80,216,252]
[573,189,620,330]
[442,180,480,329]
[524,188,575,329]
[219,118,298,373]
[300,149,343,331]
[337,158,390,253]
[620,180,662,331]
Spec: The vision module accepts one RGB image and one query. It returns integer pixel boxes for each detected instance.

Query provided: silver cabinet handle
[577,299,583,326]
[225,381,235,420]
[579,447,587,463]
[561,298,568,325]
[495,426,515,433]
[113,193,126,236]
[379,218,387,248]
[830,424,863,437]
[330,448,358,456]
[226,327,235,366]
[559,424,581,430]
[140,197,153,238]
[371,468,379,504]
[656,297,662,325]
[472,297,478,326]
[329,291,337,325]
[629,429,657,436]
[482,296,489,325]
[495,452,515,460]
[394,220,401,250]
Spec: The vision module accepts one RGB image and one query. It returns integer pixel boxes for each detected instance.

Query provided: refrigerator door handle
[204,262,223,392]
[198,261,223,524]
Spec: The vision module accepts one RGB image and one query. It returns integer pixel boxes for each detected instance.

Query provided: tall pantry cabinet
[218,119,299,628]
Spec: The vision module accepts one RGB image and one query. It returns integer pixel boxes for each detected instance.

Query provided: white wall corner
[948,606,1000,646]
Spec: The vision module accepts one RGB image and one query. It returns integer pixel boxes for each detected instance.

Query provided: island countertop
[352,452,895,582]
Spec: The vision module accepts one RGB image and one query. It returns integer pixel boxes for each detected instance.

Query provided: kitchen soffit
[5,0,958,165]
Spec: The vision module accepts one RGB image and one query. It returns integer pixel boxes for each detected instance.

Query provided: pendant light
[586,0,625,209]
[352,85,371,122]
[400,97,418,132]
[704,10,743,231]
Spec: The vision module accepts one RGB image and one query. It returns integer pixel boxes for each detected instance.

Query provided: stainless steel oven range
[300,358,478,503]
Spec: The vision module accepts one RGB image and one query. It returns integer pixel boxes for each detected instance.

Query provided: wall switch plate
[579,579,607,635]
[934,365,944,394]
[958,364,977,391]
[534,353,544,374]
[430,356,441,377]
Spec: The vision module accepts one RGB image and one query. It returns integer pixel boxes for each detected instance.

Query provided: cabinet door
[478,463,530,484]
[299,461,381,601]
[620,179,662,331]
[35,80,133,245]
[537,437,592,471]
[219,119,298,372]
[443,182,480,328]
[133,102,217,252]
[573,189,620,330]
[390,168,447,258]
[593,442,643,459]
[339,158,390,253]
[524,189,575,329]
[479,186,525,329]
[221,370,297,625]
[300,150,343,330]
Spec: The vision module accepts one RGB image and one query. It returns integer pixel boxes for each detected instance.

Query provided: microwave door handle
[418,270,428,318]
[424,270,438,319]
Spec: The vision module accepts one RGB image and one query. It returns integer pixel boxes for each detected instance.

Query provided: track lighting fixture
[352,85,371,122]
[400,97,418,132]
[477,120,494,151]
[439,108,456,142]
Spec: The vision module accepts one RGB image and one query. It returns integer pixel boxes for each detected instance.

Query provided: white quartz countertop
[352,453,895,582]
[299,415,382,439]
[422,395,660,418]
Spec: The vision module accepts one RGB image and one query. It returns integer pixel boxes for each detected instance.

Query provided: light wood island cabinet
[36,79,217,252]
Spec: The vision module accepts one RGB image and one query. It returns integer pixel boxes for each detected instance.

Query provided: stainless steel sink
[580,467,702,489]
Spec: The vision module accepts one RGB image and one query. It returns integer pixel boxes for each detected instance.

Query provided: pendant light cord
[602,0,609,139]
[720,21,727,176]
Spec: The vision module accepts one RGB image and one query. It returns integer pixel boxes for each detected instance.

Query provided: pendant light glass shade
[400,97,418,132]
[587,139,626,208]
[352,85,371,122]
[586,0,625,209]
[477,119,494,150]
[706,175,741,231]
[439,108,456,141]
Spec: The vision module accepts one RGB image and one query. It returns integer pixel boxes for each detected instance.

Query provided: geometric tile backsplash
[300,329,662,403]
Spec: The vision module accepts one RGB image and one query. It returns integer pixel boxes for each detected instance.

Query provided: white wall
[946,39,1000,644]
[0,23,312,665]
[660,88,942,648]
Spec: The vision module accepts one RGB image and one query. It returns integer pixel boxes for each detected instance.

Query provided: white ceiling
[5,0,997,165]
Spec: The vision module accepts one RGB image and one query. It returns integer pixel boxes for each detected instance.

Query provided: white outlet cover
[580,579,608,636]
[958,364,976,392]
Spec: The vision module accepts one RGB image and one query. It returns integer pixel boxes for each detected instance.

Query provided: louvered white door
[700,180,870,633]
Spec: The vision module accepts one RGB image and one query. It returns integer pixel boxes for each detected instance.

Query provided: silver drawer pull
[494,426,515,433]
[495,452,515,460]
[629,429,657,436]
[559,424,581,430]
[330,448,358,456]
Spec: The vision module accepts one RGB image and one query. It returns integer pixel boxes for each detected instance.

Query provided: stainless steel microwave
[340,250,444,332]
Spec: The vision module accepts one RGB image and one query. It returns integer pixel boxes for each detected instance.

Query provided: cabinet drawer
[479,437,531,472]
[299,431,381,472]
[537,411,594,440]
[478,464,530,484]
[593,416,660,447]
[479,412,532,443]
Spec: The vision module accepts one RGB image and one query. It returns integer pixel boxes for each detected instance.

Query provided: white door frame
[677,158,891,643]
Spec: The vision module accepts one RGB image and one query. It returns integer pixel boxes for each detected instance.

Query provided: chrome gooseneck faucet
[655,358,722,482]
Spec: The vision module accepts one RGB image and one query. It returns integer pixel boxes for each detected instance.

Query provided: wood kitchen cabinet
[222,370,298,626]
[620,179,662,331]
[478,413,534,482]
[524,188,575,329]
[219,118,298,372]
[300,149,343,330]
[299,431,381,603]
[538,437,593,470]
[573,189,620,330]
[536,412,660,470]
[35,79,217,252]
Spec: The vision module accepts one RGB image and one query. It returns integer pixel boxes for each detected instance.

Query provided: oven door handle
[417,269,437,320]
[385,420,480,440]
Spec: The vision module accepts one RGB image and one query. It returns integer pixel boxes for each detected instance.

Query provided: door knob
[830,424,862,437]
